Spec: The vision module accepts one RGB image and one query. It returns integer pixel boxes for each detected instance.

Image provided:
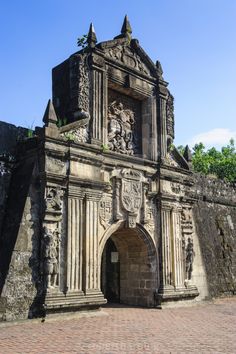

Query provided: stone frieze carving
[108,100,136,155]
[99,195,113,229]
[105,45,150,75]
[41,226,61,289]
[61,124,88,143]
[166,93,174,140]
[45,188,63,212]
[70,53,89,114]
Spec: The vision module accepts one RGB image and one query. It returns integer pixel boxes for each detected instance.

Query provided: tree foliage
[178,139,236,183]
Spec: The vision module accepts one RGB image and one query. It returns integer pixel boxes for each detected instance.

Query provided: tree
[178,139,236,183]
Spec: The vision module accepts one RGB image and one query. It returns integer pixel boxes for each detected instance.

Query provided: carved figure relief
[106,45,150,75]
[99,195,113,229]
[108,100,136,155]
[41,227,61,289]
[45,188,63,212]
[185,238,194,280]
[181,207,195,282]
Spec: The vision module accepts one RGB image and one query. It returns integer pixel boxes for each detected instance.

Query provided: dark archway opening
[101,238,120,303]
[101,227,158,307]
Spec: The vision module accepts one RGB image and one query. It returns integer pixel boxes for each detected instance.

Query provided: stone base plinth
[43,290,107,315]
[156,285,199,308]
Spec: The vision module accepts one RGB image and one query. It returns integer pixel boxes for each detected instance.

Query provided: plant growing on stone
[101,144,109,152]
[77,34,88,49]
[178,140,236,183]
[64,132,76,142]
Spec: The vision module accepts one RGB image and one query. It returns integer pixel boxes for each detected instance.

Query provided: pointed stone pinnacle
[121,15,132,36]
[87,22,97,48]
[156,60,163,79]
[42,99,58,127]
[183,145,193,162]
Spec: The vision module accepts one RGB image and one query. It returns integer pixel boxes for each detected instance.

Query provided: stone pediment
[165,147,190,170]
[98,38,157,78]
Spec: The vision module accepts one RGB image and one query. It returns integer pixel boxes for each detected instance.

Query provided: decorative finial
[121,15,132,37]
[87,23,97,48]
[183,145,193,163]
[43,99,57,127]
[156,60,163,79]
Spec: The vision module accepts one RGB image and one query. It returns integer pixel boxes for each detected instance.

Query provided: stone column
[83,193,101,295]
[90,55,106,145]
[66,197,84,293]
[172,207,185,288]
[160,204,174,291]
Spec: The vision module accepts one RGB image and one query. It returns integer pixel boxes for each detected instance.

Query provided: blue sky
[0,0,235,148]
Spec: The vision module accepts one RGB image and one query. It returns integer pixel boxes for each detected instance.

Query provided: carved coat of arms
[121,170,142,213]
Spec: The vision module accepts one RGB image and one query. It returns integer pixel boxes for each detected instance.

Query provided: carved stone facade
[0,17,236,321]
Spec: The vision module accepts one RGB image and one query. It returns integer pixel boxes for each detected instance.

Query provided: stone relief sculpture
[108,101,136,155]
[45,188,63,212]
[99,195,113,229]
[185,237,194,280]
[121,169,142,213]
[41,227,61,289]
[106,45,150,75]
[70,53,90,116]
[166,93,175,142]
[60,124,88,143]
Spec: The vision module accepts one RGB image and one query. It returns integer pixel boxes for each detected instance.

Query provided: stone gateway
[0,17,236,321]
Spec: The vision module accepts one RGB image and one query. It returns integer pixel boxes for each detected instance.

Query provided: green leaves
[191,140,236,182]
[77,34,88,49]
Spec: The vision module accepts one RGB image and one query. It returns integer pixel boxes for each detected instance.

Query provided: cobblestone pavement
[0,297,236,354]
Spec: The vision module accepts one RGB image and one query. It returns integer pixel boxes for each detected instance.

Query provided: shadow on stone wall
[193,201,236,298]
[0,157,40,320]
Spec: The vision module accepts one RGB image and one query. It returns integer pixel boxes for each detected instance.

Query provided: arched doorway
[101,225,158,307]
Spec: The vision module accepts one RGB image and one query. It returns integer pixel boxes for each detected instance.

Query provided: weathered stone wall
[0,121,28,233]
[0,122,41,321]
[193,175,236,298]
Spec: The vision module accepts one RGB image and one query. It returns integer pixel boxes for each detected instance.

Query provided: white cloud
[188,128,236,149]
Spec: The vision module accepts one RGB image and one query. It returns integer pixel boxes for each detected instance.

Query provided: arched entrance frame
[99,221,159,307]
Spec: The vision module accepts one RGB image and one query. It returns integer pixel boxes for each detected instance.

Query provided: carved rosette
[107,100,136,155]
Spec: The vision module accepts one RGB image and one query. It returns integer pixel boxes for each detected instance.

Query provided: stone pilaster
[83,192,102,295]
[66,197,84,293]
[172,207,185,288]
[160,204,174,291]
